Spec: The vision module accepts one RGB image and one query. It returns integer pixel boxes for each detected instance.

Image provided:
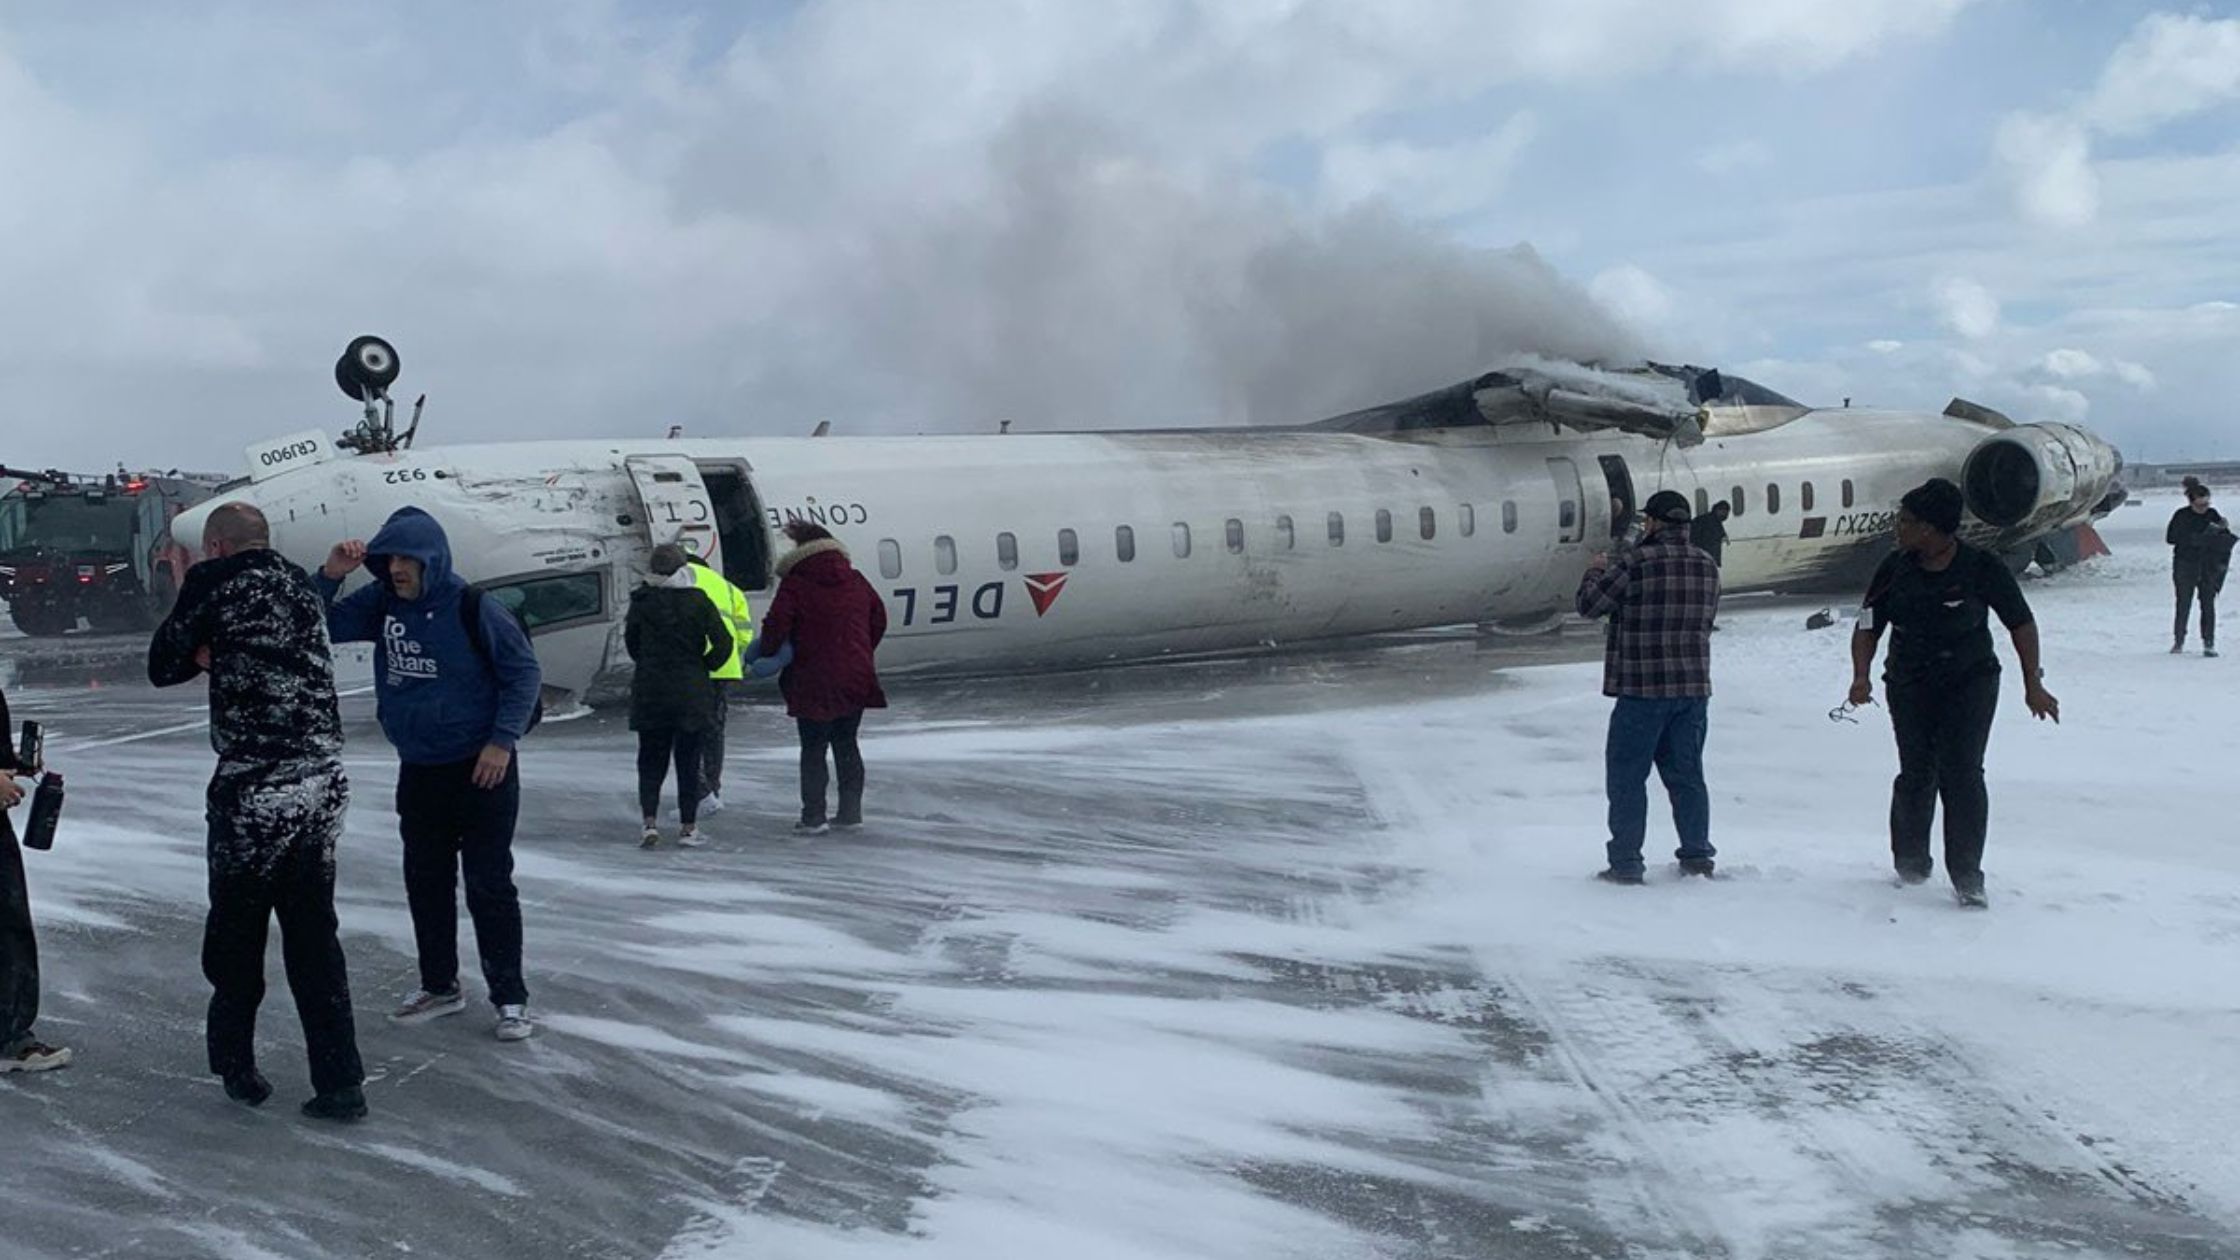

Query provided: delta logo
[1024,572,1069,616]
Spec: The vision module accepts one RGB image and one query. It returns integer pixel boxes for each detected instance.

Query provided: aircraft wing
[1468,364,1707,446]
[1311,362,1707,446]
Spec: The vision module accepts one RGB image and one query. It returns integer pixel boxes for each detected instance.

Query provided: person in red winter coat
[755,522,887,833]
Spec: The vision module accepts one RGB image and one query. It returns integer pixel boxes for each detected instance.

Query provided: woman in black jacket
[2168,477,2233,657]
[625,545,734,848]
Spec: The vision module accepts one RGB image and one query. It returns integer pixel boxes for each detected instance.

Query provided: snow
[2,493,2235,1259]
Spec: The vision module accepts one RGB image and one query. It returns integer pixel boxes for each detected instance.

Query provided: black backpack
[459,586,545,734]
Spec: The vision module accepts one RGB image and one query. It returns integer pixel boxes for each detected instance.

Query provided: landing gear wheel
[334,335,401,401]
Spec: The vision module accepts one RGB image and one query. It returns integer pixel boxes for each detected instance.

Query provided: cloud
[1588,264,1679,340]
[1695,139,1773,176]
[1992,111,2100,228]
[1933,276,2001,340]
[2082,12,2240,137]
[2036,347,2156,390]
[1867,339,1905,353]
[1317,113,1539,216]
[0,0,1992,468]
[1991,12,2240,228]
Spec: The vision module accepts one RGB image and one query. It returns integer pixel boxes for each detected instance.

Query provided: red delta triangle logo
[1024,572,1069,616]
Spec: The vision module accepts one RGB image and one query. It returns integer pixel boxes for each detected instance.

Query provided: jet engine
[1960,422,2123,532]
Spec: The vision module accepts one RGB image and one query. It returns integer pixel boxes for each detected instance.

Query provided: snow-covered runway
[4,496,2235,1259]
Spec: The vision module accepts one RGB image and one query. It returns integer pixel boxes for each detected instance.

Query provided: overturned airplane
[175,339,2124,706]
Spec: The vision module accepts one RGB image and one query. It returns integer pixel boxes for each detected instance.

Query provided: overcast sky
[2,0,2235,474]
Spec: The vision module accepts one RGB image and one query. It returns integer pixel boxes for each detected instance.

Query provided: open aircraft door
[624,455,724,572]
[1547,457,1587,545]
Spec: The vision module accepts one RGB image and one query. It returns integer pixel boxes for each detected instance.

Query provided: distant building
[2125,460,2240,490]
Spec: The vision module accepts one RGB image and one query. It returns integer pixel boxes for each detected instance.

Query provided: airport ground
[1,495,2235,1259]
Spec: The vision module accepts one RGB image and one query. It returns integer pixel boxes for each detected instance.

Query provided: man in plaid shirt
[1574,489,1721,883]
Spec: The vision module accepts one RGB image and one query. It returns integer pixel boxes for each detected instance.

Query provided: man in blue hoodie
[316,508,543,1042]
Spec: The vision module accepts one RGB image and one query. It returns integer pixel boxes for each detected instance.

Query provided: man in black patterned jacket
[149,503,366,1121]
[1575,489,1722,885]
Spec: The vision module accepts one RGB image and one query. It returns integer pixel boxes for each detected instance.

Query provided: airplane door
[624,455,724,571]
[1597,455,1636,540]
[1547,457,1586,545]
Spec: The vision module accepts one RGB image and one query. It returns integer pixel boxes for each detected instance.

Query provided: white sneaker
[494,1005,534,1042]
[699,792,726,815]
[677,829,706,849]
[389,988,467,1024]
[0,1039,72,1073]
[639,826,661,849]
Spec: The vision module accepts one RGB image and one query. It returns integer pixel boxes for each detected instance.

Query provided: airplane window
[1502,501,1518,534]
[1419,507,1436,540]
[1801,482,1816,512]
[1842,479,1855,508]
[1115,525,1135,563]
[1459,504,1475,537]
[1731,487,1746,517]
[935,535,957,575]
[482,572,605,635]
[1225,518,1244,553]
[1766,484,1782,514]
[1560,500,1578,531]
[877,539,902,580]
[1172,522,1192,558]
[1058,528,1079,567]
[997,532,1018,571]
[1695,488,1710,517]
[1327,512,1345,546]
[1375,509,1393,543]
[1276,515,1295,549]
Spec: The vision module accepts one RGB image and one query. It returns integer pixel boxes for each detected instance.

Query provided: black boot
[222,1069,273,1107]
[302,1086,367,1122]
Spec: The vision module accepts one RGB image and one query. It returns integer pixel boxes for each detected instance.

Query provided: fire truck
[0,467,220,636]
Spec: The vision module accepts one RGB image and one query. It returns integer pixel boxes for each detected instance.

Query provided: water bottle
[22,772,62,851]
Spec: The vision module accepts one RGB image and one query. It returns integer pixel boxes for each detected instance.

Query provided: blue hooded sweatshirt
[314,507,542,766]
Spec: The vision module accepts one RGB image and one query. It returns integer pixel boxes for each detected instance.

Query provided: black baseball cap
[1643,490,1693,524]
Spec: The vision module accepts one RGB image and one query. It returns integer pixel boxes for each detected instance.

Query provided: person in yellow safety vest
[686,556,755,813]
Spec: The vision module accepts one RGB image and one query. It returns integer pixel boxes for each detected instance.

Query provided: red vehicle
[0,467,219,636]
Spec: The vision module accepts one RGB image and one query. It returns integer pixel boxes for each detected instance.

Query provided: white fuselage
[182,407,2109,704]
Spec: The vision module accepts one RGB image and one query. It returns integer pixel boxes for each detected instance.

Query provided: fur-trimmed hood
[774,537,850,579]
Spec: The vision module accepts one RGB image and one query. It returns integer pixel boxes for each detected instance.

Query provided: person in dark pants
[627,544,733,848]
[756,522,888,835]
[316,508,542,1042]
[149,503,364,1119]
[1,685,71,1074]
[1689,501,1731,629]
[1689,500,1730,567]
[1849,478,2060,908]
[1575,490,1722,884]
[2167,478,2232,657]
[683,556,754,815]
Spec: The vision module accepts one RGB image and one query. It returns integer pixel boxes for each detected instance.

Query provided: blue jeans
[1604,696,1713,876]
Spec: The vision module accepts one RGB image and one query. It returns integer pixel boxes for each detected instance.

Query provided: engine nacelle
[1961,422,2122,532]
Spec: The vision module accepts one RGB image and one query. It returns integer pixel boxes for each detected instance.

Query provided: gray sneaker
[389,988,467,1024]
[495,1005,534,1042]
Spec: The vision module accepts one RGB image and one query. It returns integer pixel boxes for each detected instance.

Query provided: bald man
[149,503,366,1121]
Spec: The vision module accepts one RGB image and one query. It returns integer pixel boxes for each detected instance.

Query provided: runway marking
[48,686,375,754]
